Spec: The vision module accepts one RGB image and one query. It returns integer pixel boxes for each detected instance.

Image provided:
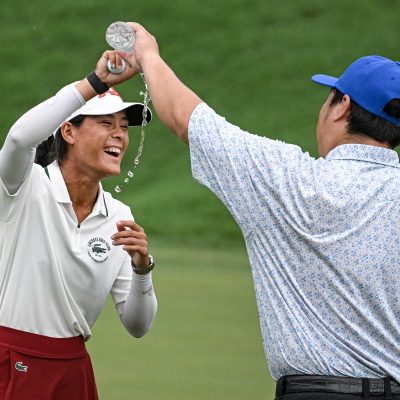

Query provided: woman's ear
[60,122,76,144]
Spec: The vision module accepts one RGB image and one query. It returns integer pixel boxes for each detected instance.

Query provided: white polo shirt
[0,161,137,340]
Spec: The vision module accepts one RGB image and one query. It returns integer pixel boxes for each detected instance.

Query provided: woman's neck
[60,163,100,225]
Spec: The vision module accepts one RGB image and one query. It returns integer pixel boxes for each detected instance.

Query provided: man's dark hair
[330,89,400,148]
[34,115,86,167]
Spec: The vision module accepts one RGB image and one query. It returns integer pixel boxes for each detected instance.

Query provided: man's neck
[340,133,391,149]
[321,131,392,157]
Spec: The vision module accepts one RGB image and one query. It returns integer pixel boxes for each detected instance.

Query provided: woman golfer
[0,51,157,399]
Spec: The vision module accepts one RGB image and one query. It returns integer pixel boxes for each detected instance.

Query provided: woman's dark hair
[330,89,400,148]
[34,115,86,167]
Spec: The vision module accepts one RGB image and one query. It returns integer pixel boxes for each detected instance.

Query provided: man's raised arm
[121,22,202,144]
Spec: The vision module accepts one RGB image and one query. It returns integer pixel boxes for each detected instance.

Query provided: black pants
[275,375,400,400]
[276,394,400,400]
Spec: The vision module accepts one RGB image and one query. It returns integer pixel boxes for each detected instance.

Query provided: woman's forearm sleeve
[117,272,158,338]
[0,84,84,194]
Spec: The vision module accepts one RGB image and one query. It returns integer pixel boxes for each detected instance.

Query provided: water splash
[114,74,151,194]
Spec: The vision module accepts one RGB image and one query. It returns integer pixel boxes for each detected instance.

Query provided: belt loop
[362,378,370,399]
[384,377,393,400]
[275,376,285,400]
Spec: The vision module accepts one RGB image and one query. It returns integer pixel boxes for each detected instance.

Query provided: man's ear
[333,94,351,122]
[60,122,76,144]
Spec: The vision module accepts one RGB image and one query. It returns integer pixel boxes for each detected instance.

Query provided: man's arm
[122,23,202,144]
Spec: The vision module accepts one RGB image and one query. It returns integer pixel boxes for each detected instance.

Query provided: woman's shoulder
[102,189,133,219]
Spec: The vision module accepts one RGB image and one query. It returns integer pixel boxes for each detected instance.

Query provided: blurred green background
[0,0,399,398]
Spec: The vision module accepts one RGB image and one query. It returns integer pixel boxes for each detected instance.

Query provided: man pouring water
[119,21,400,400]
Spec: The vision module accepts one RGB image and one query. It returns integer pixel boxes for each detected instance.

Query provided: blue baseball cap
[312,55,400,127]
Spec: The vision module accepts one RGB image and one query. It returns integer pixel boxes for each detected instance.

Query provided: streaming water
[114,73,151,194]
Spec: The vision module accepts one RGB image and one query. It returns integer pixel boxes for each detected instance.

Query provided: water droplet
[112,75,150,194]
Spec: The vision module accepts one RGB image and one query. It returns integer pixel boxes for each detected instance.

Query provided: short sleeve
[0,176,15,223]
[188,103,312,236]
[0,164,42,223]
[110,257,133,306]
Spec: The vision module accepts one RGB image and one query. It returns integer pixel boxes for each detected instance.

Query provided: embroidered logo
[98,87,121,99]
[142,285,154,296]
[87,237,111,263]
[15,361,28,372]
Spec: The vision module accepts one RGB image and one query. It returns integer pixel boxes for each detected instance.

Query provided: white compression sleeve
[0,84,84,194]
[117,272,158,338]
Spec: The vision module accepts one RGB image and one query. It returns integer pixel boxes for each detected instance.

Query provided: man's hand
[111,220,150,268]
[116,22,160,73]
[114,21,202,144]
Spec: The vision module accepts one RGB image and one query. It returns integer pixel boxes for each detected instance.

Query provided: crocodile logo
[88,237,111,263]
[92,244,107,254]
[15,361,28,372]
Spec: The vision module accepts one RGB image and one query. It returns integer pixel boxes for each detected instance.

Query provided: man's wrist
[140,53,163,74]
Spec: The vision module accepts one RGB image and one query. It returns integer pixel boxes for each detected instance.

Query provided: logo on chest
[87,237,111,263]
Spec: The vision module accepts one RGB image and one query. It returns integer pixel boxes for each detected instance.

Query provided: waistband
[0,326,87,359]
[276,375,400,396]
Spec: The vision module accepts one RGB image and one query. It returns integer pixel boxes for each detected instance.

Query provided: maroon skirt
[0,325,98,400]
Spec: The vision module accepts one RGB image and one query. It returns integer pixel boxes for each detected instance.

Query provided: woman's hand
[111,220,150,268]
[95,50,138,87]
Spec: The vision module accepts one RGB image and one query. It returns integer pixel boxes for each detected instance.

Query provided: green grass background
[0,0,399,398]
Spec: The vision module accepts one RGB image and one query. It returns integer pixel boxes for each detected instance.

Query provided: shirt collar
[46,161,110,218]
[325,144,400,167]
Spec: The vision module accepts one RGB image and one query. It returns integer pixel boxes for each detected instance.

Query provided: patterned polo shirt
[188,102,400,381]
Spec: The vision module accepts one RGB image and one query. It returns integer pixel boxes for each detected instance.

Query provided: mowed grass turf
[1,1,400,399]
[87,240,274,399]
[1,0,399,249]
